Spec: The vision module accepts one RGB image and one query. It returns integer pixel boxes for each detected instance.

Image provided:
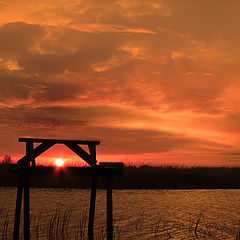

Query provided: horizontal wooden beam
[18,138,100,145]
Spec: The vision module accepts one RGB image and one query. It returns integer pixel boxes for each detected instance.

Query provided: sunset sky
[1,0,240,166]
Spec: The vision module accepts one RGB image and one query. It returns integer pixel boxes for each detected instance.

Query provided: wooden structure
[13,138,123,240]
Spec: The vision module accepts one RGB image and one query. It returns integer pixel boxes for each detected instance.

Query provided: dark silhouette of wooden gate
[12,138,123,240]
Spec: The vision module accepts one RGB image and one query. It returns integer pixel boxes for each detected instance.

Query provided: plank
[19,138,100,145]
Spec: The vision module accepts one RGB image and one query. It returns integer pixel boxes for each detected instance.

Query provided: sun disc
[55,158,64,167]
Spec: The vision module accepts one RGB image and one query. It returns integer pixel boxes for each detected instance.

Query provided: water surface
[0,188,239,239]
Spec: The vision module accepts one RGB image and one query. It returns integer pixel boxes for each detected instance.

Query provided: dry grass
[0,205,240,239]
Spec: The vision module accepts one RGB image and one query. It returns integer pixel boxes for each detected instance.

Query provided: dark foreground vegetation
[0,164,240,189]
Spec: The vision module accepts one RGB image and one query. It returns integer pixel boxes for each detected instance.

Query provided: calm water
[0,187,240,239]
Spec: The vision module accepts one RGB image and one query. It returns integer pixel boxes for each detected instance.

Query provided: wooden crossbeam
[19,138,100,145]
[17,142,55,166]
[17,138,100,168]
[65,143,94,166]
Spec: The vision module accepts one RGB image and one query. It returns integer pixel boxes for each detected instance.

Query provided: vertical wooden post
[13,173,23,240]
[88,144,97,240]
[23,173,30,240]
[106,175,113,240]
[88,175,97,240]
[88,144,97,166]
[24,141,33,240]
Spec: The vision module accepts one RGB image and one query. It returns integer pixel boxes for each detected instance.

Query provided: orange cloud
[1,1,240,166]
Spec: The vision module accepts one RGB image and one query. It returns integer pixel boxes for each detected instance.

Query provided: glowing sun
[55,158,64,167]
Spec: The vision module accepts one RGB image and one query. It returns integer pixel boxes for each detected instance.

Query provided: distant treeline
[0,164,240,189]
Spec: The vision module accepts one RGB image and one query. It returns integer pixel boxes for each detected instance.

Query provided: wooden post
[88,144,97,240]
[24,141,33,240]
[88,144,97,166]
[106,175,113,240]
[23,173,30,240]
[13,173,23,240]
[88,175,97,240]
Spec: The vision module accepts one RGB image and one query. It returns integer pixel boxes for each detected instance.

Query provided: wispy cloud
[1,1,240,165]
[68,23,156,34]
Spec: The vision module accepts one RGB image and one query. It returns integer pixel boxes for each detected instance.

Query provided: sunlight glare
[55,158,64,167]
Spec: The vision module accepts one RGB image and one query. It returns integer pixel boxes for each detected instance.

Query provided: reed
[235,221,240,240]
[0,204,13,240]
[1,213,9,240]
[32,212,41,240]
[0,204,240,239]
[74,209,88,240]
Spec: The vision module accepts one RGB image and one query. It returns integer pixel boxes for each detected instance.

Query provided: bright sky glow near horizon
[1,0,240,166]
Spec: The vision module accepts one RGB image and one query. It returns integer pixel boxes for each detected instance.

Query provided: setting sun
[55,158,64,167]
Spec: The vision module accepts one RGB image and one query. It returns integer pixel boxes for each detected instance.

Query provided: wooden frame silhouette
[13,138,123,240]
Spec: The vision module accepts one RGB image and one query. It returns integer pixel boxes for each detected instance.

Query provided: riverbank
[0,164,240,189]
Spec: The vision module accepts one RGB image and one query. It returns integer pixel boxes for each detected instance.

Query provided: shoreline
[1,165,240,189]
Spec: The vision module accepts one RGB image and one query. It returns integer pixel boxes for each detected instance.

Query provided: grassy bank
[0,164,240,189]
